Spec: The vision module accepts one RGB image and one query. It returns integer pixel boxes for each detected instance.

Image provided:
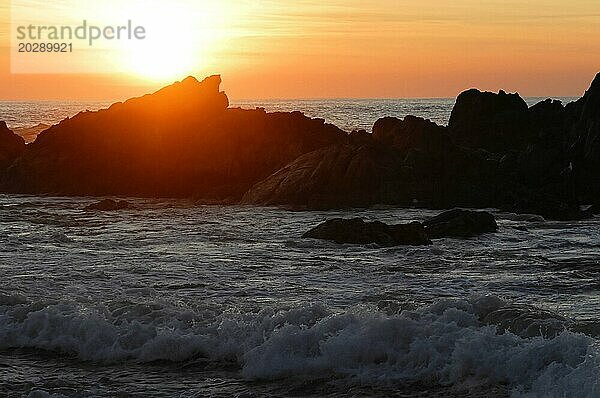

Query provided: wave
[1,295,599,397]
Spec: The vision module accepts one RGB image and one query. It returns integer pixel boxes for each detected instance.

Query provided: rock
[85,199,133,211]
[498,185,588,221]
[448,89,531,153]
[2,75,346,198]
[373,115,450,155]
[582,204,599,218]
[0,122,26,171]
[241,144,406,209]
[302,218,431,246]
[566,73,600,202]
[242,116,496,210]
[348,129,372,146]
[529,99,567,139]
[423,209,498,238]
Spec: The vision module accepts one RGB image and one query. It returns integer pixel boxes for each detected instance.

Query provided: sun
[126,36,197,82]
[118,1,223,83]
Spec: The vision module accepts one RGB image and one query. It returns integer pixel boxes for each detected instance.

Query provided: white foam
[2,297,599,397]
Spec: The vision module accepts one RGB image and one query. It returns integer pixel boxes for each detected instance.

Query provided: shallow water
[0,196,599,397]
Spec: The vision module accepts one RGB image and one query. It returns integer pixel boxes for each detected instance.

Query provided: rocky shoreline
[1,73,600,221]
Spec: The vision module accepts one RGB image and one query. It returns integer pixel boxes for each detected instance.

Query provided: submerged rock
[302,218,431,246]
[423,209,498,239]
[85,199,133,211]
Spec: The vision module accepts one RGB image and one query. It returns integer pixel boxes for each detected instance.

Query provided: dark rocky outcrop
[243,115,500,210]
[302,210,497,246]
[1,75,345,200]
[348,129,372,146]
[566,73,600,203]
[84,199,133,211]
[448,89,531,153]
[4,71,600,222]
[423,209,498,239]
[0,122,26,171]
[244,73,600,220]
[241,144,405,209]
[302,218,431,246]
[373,115,450,154]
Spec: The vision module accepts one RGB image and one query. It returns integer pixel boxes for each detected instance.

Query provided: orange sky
[1,0,600,100]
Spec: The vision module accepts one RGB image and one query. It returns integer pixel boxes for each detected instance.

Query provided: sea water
[0,98,597,398]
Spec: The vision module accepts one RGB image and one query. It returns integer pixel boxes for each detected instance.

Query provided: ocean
[0,98,598,398]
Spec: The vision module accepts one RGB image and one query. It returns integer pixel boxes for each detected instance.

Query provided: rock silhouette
[2,72,600,221]
[423,209,498,239]
[0,122,26,171]
[448,89,531,153]
[567,73,600,204]
[302,218,431,246]
[302,210,497,246]
[243,115,498,210]
[245,73,600,220]
[1,76,345,199]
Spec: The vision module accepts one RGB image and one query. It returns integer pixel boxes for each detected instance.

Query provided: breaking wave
[1,295,599,397]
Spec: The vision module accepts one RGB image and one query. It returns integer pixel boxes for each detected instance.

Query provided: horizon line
[0,94,581,103]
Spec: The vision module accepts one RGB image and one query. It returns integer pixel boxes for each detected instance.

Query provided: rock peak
[181,76,199,84]
[582,72,600,98]
[116,74,229,111]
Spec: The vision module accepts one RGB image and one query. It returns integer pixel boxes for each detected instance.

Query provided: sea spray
[1,296,599,397]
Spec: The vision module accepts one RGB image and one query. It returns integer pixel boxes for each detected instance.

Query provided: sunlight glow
[119,1,227,83]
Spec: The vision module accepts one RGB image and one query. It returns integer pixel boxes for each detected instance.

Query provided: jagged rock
[423,209,498,238]
[302,218,431,246]
[566,73,600,202]
[2,76,345,198]
[84,199,132,211]
[0,122,26,171]
[529,99,567,139]
[242,115,497,210]
[448,89,531,153]
[4,70,600,223]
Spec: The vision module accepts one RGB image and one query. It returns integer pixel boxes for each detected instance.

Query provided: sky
[1,0,600,100]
